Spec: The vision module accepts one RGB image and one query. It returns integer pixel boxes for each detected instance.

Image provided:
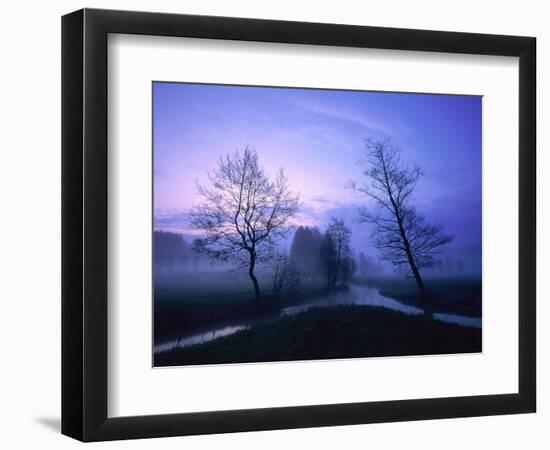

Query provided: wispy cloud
[291,197,359,229]
[310,196,330,204]
[294,98,406,137]
[154,208,189,231]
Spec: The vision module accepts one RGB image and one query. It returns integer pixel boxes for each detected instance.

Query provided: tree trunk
[405,249,433,317]
[406,249,427,296]
[382,162,430,312]
[333,242,340,289]
[397,220,431,315]
[248,251,261,301]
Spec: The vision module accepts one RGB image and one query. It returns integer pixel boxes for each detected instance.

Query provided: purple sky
[153,82,482,275]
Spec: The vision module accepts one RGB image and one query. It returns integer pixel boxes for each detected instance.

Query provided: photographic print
[153,82,482,367]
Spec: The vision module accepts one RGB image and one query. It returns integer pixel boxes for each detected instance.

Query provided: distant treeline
[153,231,212,272]
[154,231,190,267]
[154,228,464,281]
[154,222,383,289]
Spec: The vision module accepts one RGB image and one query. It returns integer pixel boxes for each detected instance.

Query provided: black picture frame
[62,8,536,442]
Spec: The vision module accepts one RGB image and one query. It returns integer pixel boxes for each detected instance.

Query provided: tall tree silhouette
[290,226,323,278]
[189,147,300,301]
[271,251,301,299]
[349,139,453,300]
[319,218,355,289]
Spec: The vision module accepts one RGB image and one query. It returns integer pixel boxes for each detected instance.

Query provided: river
[154,283,481,353]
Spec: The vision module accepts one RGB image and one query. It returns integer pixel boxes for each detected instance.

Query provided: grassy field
[154,271,325,343]
[155,272,262,305]
[155,304,482,367]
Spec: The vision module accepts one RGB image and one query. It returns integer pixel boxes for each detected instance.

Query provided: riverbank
[358,276,482,318]
[155,304,482,367]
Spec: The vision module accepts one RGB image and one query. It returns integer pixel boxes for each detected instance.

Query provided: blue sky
[153,82,482,275]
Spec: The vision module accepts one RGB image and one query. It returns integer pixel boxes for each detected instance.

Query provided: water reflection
[433,312,482,328]
[154,325,248,353]
[154,283,480,352]
[281,284,424,316]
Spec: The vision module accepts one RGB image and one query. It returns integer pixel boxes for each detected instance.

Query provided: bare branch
[188,147,300,300]
[349,139,453,295]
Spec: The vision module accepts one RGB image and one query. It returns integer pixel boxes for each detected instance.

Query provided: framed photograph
[62,8,536,441]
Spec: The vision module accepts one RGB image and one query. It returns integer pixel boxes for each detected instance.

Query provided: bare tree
[319,230,336,289]
[349,139,453,300]
[319,218,355,289]
[271,251,301,299]
[189,147,300,301]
